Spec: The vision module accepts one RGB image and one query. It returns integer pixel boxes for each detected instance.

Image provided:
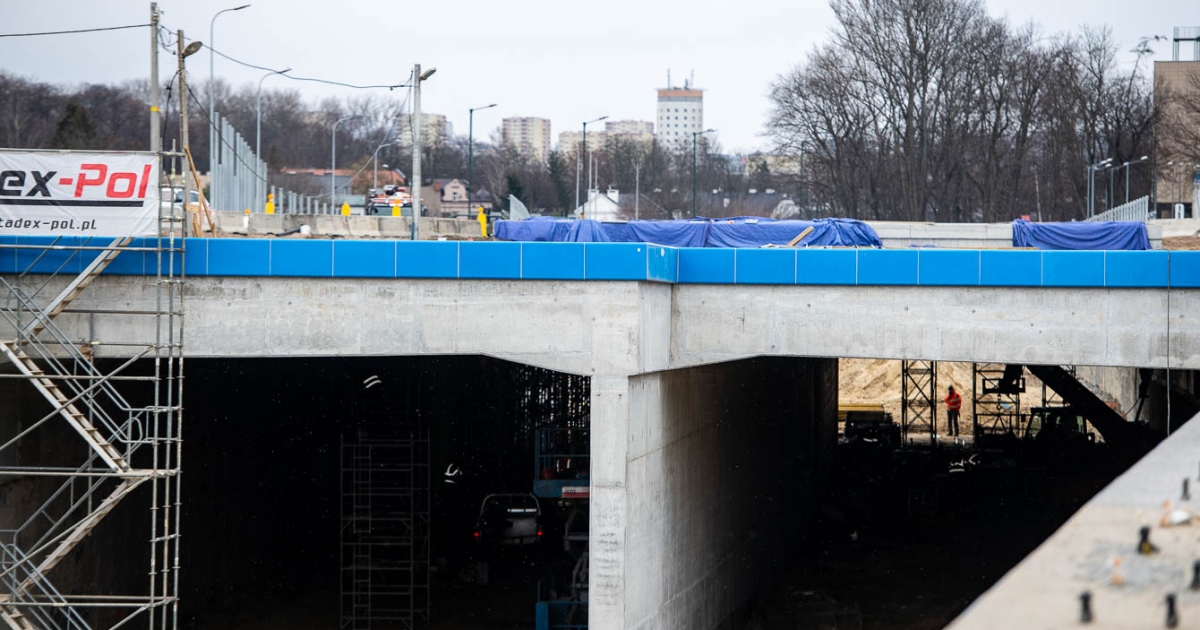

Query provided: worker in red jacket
[944,386,963,437]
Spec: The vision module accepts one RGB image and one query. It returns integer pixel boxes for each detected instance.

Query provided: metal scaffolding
[972,363,1025,438]
[340,380,430,630]
[1042,365,1076,408]
[901,360,937,442]
[0,150,185,629]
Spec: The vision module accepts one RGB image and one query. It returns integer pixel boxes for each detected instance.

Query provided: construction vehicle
[841,407,900,449]
[1023,406,1094,443]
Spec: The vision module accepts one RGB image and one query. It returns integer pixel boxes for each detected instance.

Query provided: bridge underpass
[4,239,1200,629]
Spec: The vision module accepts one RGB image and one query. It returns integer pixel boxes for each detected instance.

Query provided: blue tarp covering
[494,217,882,248]
[1011,219,1151,250]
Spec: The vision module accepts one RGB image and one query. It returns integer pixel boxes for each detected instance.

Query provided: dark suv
[474,493,543,547]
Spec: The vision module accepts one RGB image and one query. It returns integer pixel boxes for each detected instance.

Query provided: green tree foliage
[51,102,97,150]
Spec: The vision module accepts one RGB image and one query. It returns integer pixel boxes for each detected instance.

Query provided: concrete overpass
[3,237,1199,629]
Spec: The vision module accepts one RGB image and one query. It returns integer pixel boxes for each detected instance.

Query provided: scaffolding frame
[0,149,185,630]
[972,363,1025,438]
[1042,365,1076,408]
[340,382,430,630]
[901,360,937,442]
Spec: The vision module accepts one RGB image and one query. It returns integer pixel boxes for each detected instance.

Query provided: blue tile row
[180,239,678,282]
[2,237,1198,288]
[676,248,1200,288]
[0,235,184,276]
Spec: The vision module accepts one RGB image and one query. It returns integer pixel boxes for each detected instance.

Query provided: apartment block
[502,117,553,163]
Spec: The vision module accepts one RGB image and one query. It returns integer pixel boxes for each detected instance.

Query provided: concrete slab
[1152,218,1200,238]
[949,411,1200,629]
[248,214,284,235]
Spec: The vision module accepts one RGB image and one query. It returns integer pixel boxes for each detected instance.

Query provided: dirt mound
[838,359,1051,423]
[1164,235,1200,250]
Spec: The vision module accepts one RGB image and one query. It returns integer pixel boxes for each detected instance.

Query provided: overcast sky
[1,0,1196,154]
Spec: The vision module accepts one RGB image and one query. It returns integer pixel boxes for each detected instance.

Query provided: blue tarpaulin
[1011,219,1151,250]
[494,217,882,248]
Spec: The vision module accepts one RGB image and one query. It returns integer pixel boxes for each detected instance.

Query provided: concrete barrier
[867,220,1163,249]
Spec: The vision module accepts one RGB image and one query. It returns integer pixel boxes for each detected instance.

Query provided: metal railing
[0,148,185,630]
[210,112,332,214]
[1085,195,1150,223]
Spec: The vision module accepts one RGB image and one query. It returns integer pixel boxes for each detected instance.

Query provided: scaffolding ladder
[901,360,937,443]
[0,149,184,630]
[340,389,430,630]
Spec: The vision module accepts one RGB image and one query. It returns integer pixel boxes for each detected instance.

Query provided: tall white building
[502,117,552,163]
[395,113,449,149]
[656,82,704,151]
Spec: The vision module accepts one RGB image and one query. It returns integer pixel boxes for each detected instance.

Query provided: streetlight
[411,64,436,240]
[1087,157,1112,218]
[331,115,362,210]
[209,4,250,210]
[377,163,388,190]
[178,34,203,232]
[467,103,497,215]
[692,128,715,218]
[1116,155,1149,205]
[576,116,608,214]
[256,67,290,212]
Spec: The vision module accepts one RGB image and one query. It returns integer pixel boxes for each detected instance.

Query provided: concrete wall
[670,285,1200,370]
[211,211,485,240]
[8,277,1194,371]
[866,221,1163,249]
[621,357,837,630]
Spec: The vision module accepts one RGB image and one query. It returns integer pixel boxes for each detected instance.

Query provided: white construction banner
[0,150,160,236]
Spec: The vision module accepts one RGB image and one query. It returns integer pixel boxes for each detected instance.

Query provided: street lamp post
[1087,157,1112,218]
[1117,155,1150,205]
[331,115,362,212]
[411,64,437,240]
[209,4,250,213]
[467,103,497,215]
[577,116,608,215]
[692,128,715,218]
[255,67,290,212]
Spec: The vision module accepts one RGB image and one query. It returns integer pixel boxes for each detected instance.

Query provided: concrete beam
[669,285,1199,370]
[949,411,1200,629]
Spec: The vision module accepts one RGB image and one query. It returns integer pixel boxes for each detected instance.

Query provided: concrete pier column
[596,356,837,630]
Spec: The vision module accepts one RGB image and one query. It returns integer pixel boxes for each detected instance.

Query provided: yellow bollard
[477,206,488,237]
[341,201,351,216]
[264,193,275,215]
[391,200,401,217]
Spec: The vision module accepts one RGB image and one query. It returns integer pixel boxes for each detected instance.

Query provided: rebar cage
[0,149,185,630]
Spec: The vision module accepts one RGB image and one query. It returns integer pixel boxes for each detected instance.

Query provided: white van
[160,187,200,212]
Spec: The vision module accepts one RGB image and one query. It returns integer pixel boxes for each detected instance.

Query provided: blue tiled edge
[858,249,918,285]
[4,237,1194,288]
[796,249,856,285]
[918,250,980,286]
[521,242,585,280]
[735,248,795,284]
[332,240,395,278]
[677,248,734,284]
[981,250,1041,287]
[184,238,208,276]
[1105,250,1168,287]
[584,243,649,281]
[0,236,15,274]
[1043,251,1104,287]
[1170,251,1200,288]
[270,239,333,277]
[396,241,458,278]
[647,245,677,283]
[459,241,520,279]
[206,238,270,276]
